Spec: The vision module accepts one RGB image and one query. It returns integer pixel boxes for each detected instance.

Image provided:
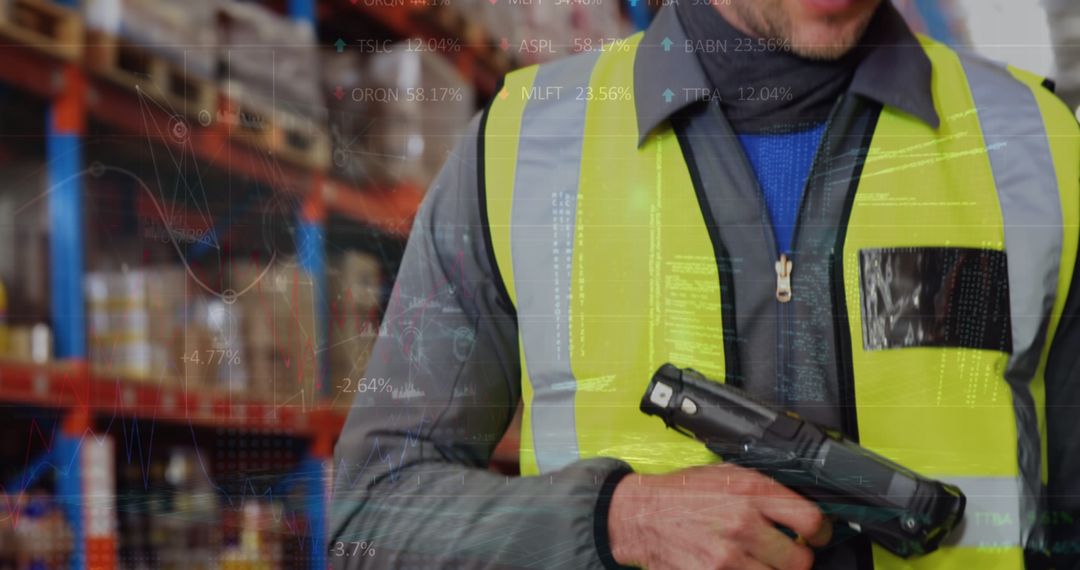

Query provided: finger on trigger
[754,495,826,544]
[806,516,833,548]
[749,524,813,570]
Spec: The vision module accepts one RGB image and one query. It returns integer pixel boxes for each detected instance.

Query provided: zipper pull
[775,254,793,303]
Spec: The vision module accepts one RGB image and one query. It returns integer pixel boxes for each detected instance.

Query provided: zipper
[714,96,844,405]
[775,253,792,407]
[776,264,790,405]
[772,97,846,405]
[785,95,845,301]
[774,254,792,302]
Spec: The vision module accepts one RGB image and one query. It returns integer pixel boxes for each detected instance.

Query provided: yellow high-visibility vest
[483,32,1079,569]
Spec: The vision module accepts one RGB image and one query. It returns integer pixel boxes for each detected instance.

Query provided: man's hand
[608,463,832,570]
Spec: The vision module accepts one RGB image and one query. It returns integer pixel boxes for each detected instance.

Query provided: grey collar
[633,4,940,146]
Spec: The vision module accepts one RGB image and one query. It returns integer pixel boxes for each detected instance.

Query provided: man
[331,0,1080,568]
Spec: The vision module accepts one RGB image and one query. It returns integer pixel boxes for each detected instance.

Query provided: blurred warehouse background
[0,0,1075,568]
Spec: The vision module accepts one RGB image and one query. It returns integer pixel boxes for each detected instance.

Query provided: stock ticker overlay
[0,0,1078,569]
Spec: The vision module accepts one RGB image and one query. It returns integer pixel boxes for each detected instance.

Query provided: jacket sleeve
[1045,236,1080,567]
[329,114,633,570]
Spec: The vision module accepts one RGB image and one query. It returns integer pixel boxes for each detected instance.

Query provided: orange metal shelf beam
[0,361,346,437]
[0,44,65,99]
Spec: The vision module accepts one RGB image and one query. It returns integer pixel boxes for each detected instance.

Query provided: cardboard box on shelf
[218,79,331,170]
[83,0,217,78]
[83,265,252,394]
[83,0,218,118]
[172,316,214,389]
[361,43,475,190]
[0,0,84,61]
[172,296,247,393]
[86,267,187,380]
[216,0,322,119]
[330,251,382,313]
[231,261,320,405]
[320,49,372,186]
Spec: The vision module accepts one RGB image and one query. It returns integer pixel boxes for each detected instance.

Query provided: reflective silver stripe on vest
[512,52,600,473]
[940,476,1026,548]
[960,54,1063,550]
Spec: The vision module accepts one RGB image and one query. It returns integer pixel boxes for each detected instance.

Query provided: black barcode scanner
[640,363,966,558]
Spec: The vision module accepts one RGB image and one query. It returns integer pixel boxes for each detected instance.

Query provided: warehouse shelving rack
[0,0,515,567]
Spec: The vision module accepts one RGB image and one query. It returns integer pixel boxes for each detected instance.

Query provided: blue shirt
[737,122,828,254]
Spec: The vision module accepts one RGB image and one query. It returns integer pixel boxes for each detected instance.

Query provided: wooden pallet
[0,0,83,60]
[219,81,331,171]
[84,30,216,119]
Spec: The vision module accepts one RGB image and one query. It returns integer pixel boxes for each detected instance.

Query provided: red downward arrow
[333,86,345,101]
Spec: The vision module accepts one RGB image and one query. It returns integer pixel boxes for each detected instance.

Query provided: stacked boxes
[0,0,84,61]
[231,261,320,404]
[85,267,246,394]
[216,0,321,116]
[175,296,248,393]
[216,1,330,168]
[212,0,326,170]
[85,267,187,381]
[320,49,371,186]
[5,323,51,364]
[359,43,475,189]
[83,259,356,405]
[82,0,218,116]
[83,0,217,79]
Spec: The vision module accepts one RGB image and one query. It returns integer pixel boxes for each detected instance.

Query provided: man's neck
[674,1,879,132]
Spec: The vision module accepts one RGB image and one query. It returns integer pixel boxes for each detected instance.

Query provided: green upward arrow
[334,38,346,53]
[661,37,673,52]
[662,88,675,103]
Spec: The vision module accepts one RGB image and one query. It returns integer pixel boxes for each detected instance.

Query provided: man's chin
[790,40,857,60]
[788,21,870,60]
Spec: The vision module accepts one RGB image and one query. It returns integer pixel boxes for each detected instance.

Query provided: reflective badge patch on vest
[858,247,1012,352]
